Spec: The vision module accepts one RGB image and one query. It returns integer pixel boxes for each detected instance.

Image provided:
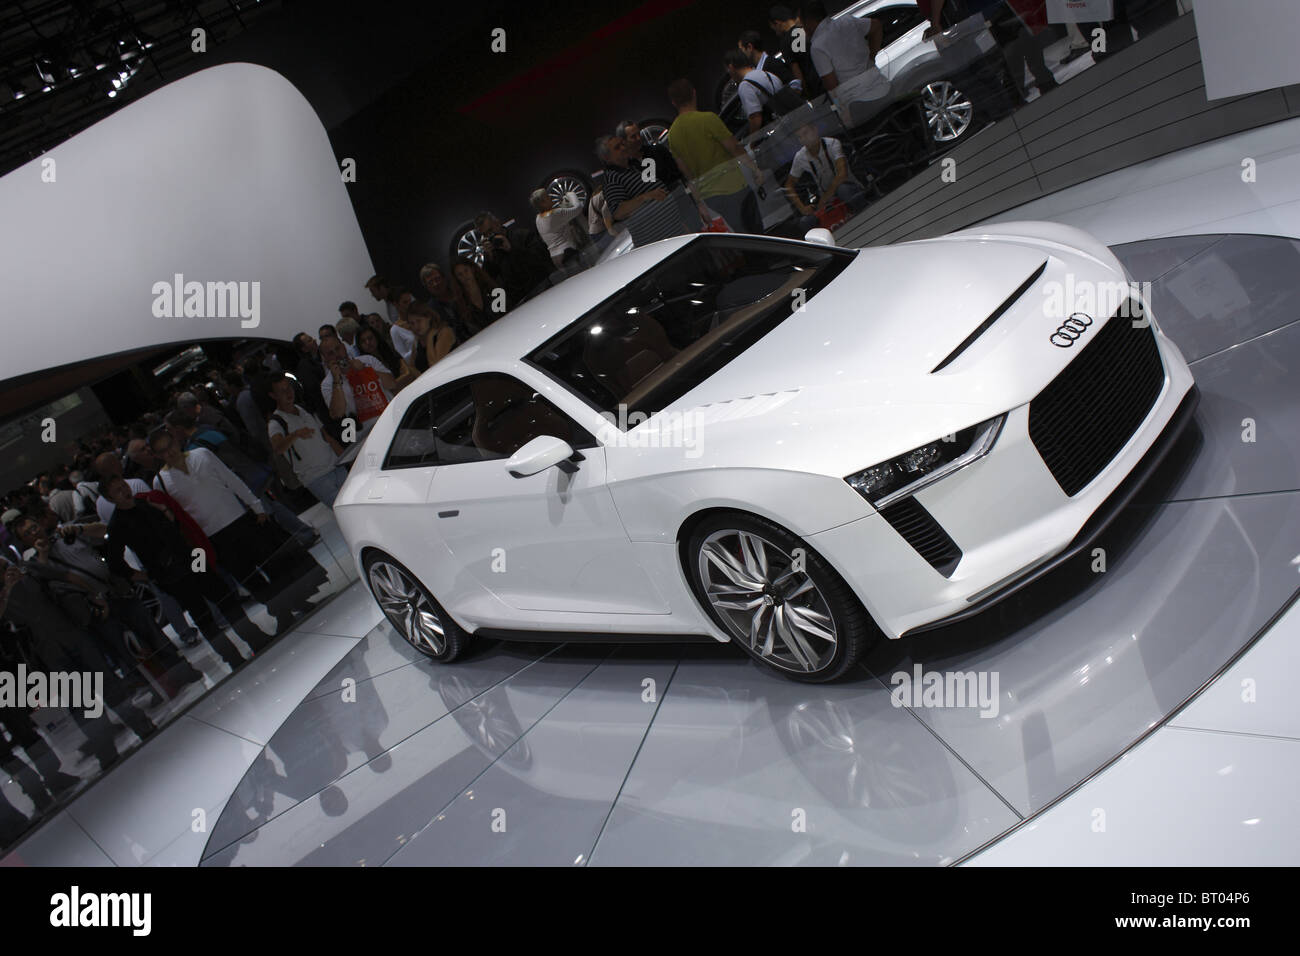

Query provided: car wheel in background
[684,512,878,682]
[921,80,975,144]
[363,552,468,662]
[450,222,487,268]
[542,168,593,209]
[638,117,672,145]
[714,73,738,113]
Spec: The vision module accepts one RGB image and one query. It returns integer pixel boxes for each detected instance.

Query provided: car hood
[611,235,1132,479]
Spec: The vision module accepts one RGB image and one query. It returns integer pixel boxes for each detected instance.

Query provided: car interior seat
[581,315,679,397]
[470,377,575,457]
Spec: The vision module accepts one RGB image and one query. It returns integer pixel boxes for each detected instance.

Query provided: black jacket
[105,504,194,584]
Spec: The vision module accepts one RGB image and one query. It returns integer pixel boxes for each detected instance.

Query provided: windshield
[526,235,854,429]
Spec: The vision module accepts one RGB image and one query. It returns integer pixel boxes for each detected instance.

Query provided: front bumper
[809,326,1196,639]
[902,384,1198,636]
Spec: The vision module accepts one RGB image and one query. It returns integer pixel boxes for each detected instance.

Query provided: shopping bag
[816,199,850,229]
[702,206,731,232]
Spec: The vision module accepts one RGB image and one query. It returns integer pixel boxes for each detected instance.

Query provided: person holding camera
[319,334,397,426]
[473,211,555,307]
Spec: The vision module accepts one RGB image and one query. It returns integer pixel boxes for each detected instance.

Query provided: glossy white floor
[5,117,1299,867]
[965,115,1300,866]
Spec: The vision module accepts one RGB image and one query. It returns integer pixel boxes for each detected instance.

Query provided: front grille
[1029,305,1165,496]
[879,497,962,576]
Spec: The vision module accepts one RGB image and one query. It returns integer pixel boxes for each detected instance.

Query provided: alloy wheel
[368,560,446,656]
[697,529,838,675]
[546,174,589,208]
[456,228,487,268]
[922,81,974,143]
[640,123,668,146]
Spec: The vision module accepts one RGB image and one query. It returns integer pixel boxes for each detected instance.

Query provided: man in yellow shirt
[665,78,766,233]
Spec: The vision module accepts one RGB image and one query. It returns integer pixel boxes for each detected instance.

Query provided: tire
[713,73,738,113]
[363,552,469,663]
[449,221,487,268]
[541,168,593,210]
[638,117,672,146]
[920,80,976,145]
[684,512,878,682]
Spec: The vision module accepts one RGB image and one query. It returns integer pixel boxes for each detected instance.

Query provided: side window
[385,392,435,468]
[384,375,595,469]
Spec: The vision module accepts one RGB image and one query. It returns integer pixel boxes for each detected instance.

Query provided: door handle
[437,510,459,518]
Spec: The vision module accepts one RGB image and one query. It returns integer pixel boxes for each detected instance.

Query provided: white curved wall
[0,62,373,381]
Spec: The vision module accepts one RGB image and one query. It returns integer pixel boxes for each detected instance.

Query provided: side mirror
[506,435,580,478]
[803,227,836,246]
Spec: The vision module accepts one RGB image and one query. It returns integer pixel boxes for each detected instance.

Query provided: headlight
[846,415,1005,509]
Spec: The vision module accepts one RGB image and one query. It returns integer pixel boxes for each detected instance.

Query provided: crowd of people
[409,2,905,283]
[461,1,1163,262]
[0,0,1171,849]
[0,350,355,844]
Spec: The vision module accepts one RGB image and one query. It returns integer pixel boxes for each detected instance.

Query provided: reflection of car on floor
[337,225,1195,682]
[419,668,962,863]
[718,0,1019,231]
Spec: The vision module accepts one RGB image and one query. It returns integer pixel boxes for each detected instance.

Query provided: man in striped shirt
[597,134,695,249]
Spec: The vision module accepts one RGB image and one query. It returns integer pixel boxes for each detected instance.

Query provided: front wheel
[685,513,878,682]
[363,553,468,662]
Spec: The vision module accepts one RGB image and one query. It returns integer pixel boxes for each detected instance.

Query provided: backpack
[743,73,804,122]
[270,411,315,466]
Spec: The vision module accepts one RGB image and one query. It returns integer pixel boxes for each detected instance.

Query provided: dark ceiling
[0,0,288,178]
[0,0,800,426]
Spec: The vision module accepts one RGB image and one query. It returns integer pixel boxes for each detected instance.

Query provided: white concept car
[335,225,1197,681]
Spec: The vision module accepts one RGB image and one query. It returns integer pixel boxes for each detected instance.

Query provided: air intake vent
[931,260,1048,373]
[1029,305,1165,496]
[879,497,962,577]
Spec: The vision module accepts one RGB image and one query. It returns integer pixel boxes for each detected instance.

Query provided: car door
[861,3,930,82]
[422,373,669,615]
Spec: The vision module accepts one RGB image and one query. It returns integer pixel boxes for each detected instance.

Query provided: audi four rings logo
[1050,313,1093,347]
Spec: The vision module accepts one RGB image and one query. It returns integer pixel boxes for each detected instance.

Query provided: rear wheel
[685,512,878,682]
[363,553,468,662]
[921,80,975,144]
